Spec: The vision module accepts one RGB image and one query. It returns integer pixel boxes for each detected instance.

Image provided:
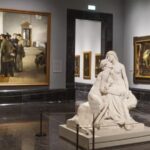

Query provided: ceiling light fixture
[88,5,96,11]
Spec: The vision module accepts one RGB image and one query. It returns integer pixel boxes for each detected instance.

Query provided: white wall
[31,15,48,43]
[3,13,28,35]
[0,13,3,34]
[75,19,101,84]
[49,0,124,89]
[75,19,101,52]
[0,0,124,89]
[124,0,150,89]
[3,13,47,44]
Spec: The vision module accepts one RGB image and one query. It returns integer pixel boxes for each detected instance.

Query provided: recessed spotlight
[88,5,96,10]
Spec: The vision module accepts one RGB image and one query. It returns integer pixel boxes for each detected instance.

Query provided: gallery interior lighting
[88,5,96,10]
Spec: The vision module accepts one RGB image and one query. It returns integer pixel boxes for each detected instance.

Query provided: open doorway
[75,19,101,101]
[66,9,113,102]
[22,28,32,47]
[21,21,32,47]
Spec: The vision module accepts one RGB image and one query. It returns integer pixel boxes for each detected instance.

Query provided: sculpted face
[106,51,119,64]
[107,54,115,63]
[100,59,112,70]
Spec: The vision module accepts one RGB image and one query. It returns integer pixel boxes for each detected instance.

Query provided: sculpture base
[59,124,150,150]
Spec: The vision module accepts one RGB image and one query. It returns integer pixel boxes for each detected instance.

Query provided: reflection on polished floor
[0,121,48,150]
[1,101,150,150]
[0,101,75,150]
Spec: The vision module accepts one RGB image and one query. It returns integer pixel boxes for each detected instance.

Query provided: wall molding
[130,88,150,101]
[0,88,75,104]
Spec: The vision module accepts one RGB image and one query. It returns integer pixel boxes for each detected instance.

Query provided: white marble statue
[67,51,143,135]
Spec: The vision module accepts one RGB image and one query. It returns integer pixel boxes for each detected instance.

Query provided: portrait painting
[0,9,50,86]
[83,51,91,79]
[95,54,101,77]
[75,55,80,77]
[134,36,150,83]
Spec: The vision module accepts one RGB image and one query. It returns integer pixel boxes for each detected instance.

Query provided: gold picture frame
[75,55,80,77]
[0,8,51,86]
[134,36,150,83]
[83,51,91,79]
[95,54,101,77]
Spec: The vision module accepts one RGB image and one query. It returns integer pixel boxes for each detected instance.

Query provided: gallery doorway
[74,19,101,101]
[21,21,32,47]
[22,28,32,47]
[66,9,113,102]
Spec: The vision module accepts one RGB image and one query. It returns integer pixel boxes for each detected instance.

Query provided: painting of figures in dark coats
[0,9,50,86]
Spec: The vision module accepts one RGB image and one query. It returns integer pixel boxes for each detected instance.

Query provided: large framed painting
[75,55,80,77]
[95,54,101,77]
[0,9,50,86]
[83,51,91,79]
[134,36,150,83]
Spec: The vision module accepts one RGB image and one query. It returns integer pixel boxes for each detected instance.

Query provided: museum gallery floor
[0,101,150,150]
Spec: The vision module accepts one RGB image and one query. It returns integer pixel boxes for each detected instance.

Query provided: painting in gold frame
[0,8,50,86]
[83,51,91,79]
[75,55,80,77]
[95,54,101,77]
[134,36,150,83]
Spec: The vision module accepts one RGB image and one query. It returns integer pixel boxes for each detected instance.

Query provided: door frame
[66,9,113,89]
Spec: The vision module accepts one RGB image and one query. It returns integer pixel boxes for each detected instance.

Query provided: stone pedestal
[59,124,150,150]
